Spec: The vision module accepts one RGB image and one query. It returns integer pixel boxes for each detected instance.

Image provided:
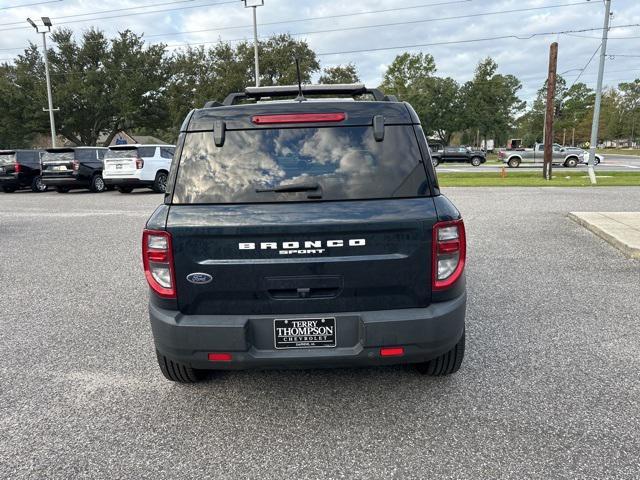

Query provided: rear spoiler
[206,84,398,107]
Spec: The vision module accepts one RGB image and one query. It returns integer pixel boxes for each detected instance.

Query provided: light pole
[27,16,59,148]
[242,0,264,87]
[587,0,612,185]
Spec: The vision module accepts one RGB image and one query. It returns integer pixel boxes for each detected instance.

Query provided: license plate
[116,164,122,169]
[274,317,336,349]
[52,165,66,171]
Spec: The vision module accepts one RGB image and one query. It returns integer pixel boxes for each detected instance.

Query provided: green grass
[597,148,640,157]
[437,170,640,187]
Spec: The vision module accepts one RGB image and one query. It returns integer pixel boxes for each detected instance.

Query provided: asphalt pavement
[0,187,639,479]
[437,153,640,172]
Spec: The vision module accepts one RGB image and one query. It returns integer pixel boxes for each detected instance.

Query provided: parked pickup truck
[431,146,486,167]
[498,143,583,168]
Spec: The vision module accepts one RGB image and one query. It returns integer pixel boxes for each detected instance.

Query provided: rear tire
[118,186,134,194]
[415,331,465,376]
[471,157,482,167]
[431,157,440,167]
[156,350,203,383]
[507,157,520,168]
[153,171,168,193]
[90,174,106,193]
[2,186,17,193]
[56,186,70,193]
[31,176,48,192]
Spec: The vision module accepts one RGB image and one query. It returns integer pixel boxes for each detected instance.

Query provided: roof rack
[211,84,398,107]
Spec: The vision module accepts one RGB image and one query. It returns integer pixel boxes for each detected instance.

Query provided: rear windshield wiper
[255,182,321,194]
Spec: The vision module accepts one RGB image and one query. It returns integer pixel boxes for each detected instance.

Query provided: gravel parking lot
[1,187,639,479]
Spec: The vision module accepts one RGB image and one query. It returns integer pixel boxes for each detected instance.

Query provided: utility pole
[562,128,566,146]
[587,0,612,185]
[543,42,558,180]
[28,17,59,148]
[572,127,575,147]
[242,0,264,87]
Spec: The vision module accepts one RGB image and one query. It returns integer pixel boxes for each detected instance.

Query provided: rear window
[43,151,74,162]
[76,149,99,161]
[0,153,16,165]
[106,148,137,159]
[106,147,157,159]
[173,126,428,204]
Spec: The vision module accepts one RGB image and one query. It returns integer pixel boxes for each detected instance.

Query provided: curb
[569,212,640,259]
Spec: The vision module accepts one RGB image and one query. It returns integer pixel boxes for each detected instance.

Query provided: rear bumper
[150,293,466,370]
[104,177,152,187]
[42,176,88,188]
[0,176,20,188]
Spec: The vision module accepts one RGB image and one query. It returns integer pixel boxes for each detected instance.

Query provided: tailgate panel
[167,198,437,315]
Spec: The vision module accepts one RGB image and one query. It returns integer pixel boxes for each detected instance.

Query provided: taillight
[14,162,21,173]
[142,229,176,299]
[72,160,79,171]
[136,158,144,169]
[251,113,346,124]
[432,219,466,291]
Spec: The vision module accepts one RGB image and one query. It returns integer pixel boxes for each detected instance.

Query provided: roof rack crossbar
[217,84,392,106]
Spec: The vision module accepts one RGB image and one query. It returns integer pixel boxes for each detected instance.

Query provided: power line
[314,23,640,56]
[0,0,200,26]
[0,0,63,11]
[568,43,602,89]
[0,0,598,46]
[157,0,595,39]
[0,0,239,32]
[154,1,605,49]
[0,0,472,48]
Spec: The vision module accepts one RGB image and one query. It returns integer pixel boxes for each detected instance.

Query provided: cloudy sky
[1,0,639,103]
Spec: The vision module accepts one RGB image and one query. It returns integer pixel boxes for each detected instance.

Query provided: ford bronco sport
[144,84,467,382]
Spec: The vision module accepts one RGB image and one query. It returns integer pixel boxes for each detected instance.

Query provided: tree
[410,76,463,144]
[0,63,35,148]
[164,34,320,134]
[6,29,170,146]
[238,34,319,87]
[380,52,436,97]
[618,79,640,145]
[461,57,525,146]
[318,64,360,84]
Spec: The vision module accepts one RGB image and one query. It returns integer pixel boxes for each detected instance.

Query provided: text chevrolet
[144,84,467,382]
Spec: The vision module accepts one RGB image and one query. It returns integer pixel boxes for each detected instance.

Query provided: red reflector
[438,240,460,254]
[252,113,346,125]
[208,353,232,362]
[147,251,168,262]
[380,347,404,357]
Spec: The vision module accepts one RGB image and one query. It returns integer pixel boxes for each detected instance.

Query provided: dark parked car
[431,146,486,167]
[41,147,108,193]
[144,84,467,383]
[0,149,47,193]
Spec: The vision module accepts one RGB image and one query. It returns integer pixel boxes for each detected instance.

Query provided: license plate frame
[273,317,336,349]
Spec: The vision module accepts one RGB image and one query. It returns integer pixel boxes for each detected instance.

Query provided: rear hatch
[41,149,75,178]
[104,146,140,177]
[0,151,17,176]
[167,105,437,316]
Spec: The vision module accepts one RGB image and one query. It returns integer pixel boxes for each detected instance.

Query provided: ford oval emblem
[186,273,213,285]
